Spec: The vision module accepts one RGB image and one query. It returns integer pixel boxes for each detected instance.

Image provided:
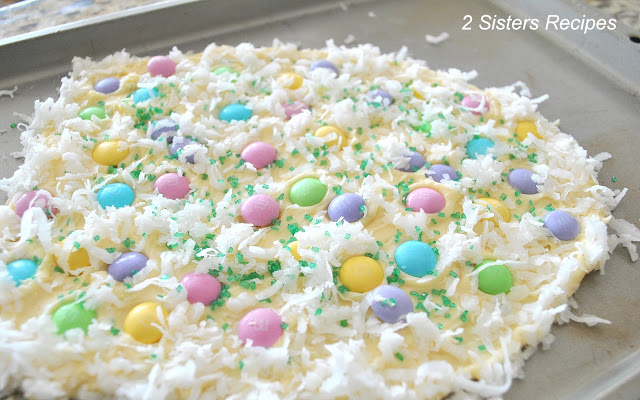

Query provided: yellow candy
[123,302,168,344]
[92,140,129,166]
[477,197,511,223]
[339,256,384,293]
[289,241,301,261]
[278,73,303,90]
[55,245,90,271]
[515,121,542,141]
[413,89,425,100]
[315,126,347,149]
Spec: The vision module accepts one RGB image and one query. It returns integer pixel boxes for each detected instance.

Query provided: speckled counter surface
[0,0,639,41]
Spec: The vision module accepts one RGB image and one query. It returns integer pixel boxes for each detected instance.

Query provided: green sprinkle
[239,360,244,370]
[53,266,64,273]
[460,310,469,322]
[394,352,404,361]
[110,327,120,336]
[106,247,116,254]
[93,235,100,241]
[478,345,486,351]
[315,308,323,316]
[612,176,617,182]
[339,319,348,327]
[280,322,288,330]
[73,241,81,250]
[221,323,229,331]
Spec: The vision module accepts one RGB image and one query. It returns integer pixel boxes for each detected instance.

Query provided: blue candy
[394,241,437,278]
[219,104,252,122]
[97,183,135,209]
[132,87,158,104]
[7,259,38,286]
[466,137,495,159]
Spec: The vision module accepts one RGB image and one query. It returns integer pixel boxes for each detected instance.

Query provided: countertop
[0,0,639,41]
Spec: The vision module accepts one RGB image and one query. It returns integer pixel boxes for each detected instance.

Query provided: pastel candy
[426,164,459,182]
[476,260,514,295]
[237,308,283,347]
[395,151,425,172]
[367,89,393,106]
[461,93,490,115]
[133,87,158,104]
[180,273,222,305]
[370,285,413,323]
[466,137,494,159]
[147,55,176,77]
[7,259,38,286]
[394,241,437,278]
[92,140,129,166]
[282,101,309,119]
[310,60,338,74]
[94,77,120,94]
[79,106,106,120]
[405,188,445,214]
[219,104,252,122]
[289,178,327,207]
[339,256,384,293]
[154,173,191,200]
[150,119,178,142]
[241,194,280,227]
[241,141,277,169]
[124,302,167,344]
[169,137,197,164]
[14,190,57,218]
[97,183,135,209]
[544,210,580,241]
[108,252,149,281]
[52,303,97,335]
[327,193,365,223]
[508,168,539,194]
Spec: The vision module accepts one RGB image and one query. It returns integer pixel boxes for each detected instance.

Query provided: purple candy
[508,168,539,194]
[150,119,178,143]
[169,137,197,164]
[310,60,338,74]
[395,151,425,172]
[369,285,413,323]
[108,252,149,281]
[426,164,459,182]
[328,193,365,223]
[94,77,120,94]
[367,89,393,106]
[543,210,580,241]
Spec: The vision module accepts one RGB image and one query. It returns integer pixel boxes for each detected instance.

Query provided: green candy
[476,260,513,295]
[52,303,97,334]
[289,178,327,207]
[213,66,238,75]
[79,106,106,120]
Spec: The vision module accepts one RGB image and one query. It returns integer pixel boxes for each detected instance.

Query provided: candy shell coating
[476,260,514,295]
[7,259,38,286]
[394,241,437,278]
[405,188,445,214]
[92,141,129,166]
[461,93,490,115]
[289,241,301,261]
[544,210,580,241]
[477,197,511,223]
[238,308,283,347]
[97,183,135,209]
[108,252,149,281]
[466,137,495,159]
[241,141,277,169]
[282,101,309,119]
[370,285,413,323]
[279,73,304,89]
[52,303,96,335]
[310,60,338,74]
[516,121,542,141]
[79,106,106,120]
[154,173,191,200]
[213,66,238,75]
[339,256,384,293]
[180,273,222,305]
[150,119,178,142]
[132,87,158,104]
[395,151,425,172]
[169,137,197,164]
[367,89,393,106]
[289,178,327,207]
[219,104,252,122]
[508,169,539,194]
[314,125,346,149]
[123,302,167,344]
[327,193,366,223]
[426,164,459,182]
[15,190,57,218]
[147,56,176,77]
[94,77,120,94]
[240,194,280,227]
[67,247,90,271]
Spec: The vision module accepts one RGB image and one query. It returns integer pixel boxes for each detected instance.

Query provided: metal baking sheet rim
[1,1,639,399]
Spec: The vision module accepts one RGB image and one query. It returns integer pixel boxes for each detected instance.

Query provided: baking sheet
[1,0,640,398]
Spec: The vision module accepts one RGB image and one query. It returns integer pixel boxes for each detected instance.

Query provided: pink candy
[406,188,445,214]
[240,194,279,227]
[461,93,489,115]
[147,56,176,78]
[241,141,277,169]
[237,308,283,347]
[154,173,191,200]
[282,101,309,119]
[180,273,222,305]
[14,190,57,218]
